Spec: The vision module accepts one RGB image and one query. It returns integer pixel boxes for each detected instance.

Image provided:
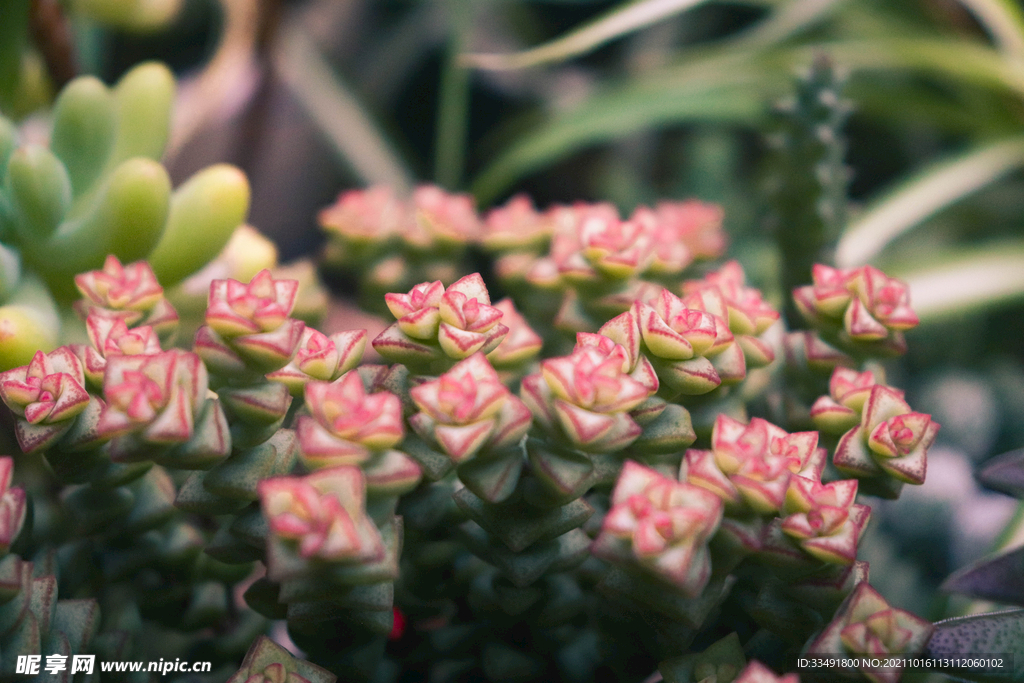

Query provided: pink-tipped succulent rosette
[592,461,724,597]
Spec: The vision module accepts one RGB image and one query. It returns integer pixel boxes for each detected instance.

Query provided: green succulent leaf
[0,274,60,370]
[108,61,175,166]
[6,145,73,243]
[49,77,118,197]
[147,163,250,286]
[29,157,171,298]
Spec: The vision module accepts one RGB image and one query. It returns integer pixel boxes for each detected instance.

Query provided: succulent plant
[804,582,933,683]
[2,53,1000,678]
[591,460,723,596]
[0,63,249,370]
[4,187,979,683]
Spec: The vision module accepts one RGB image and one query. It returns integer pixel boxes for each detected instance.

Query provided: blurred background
[10,0,1024,624]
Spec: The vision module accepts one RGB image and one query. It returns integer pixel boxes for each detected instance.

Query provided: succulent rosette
[635,206,691,277]
[577,205,655,280]
[833,384,938,488]
[407,185,481,248]
[0,347,91,452]
[228,637,336,683]
[779,476,870,565]
[580,315,659,395]
[74,255,179,337]
[655,200,727,262]
[631,289,723,395]
[805,582,933,683]
[296,372,421,498]
[259,466,385,566]
[240,662,310,683]
[643,200,728,279]
[385,280,445,340]
[521,338,652,452]
[683,261,780,375]
[782,330,852,375]
[554,204,619,283]
[592,461,724,597]
[793,264,919,354]
[809,367,882,434]
[408,353,532,463]
[318,185,403,248]
[71,315,163,387]
[197,269,305,374]
[373,274,508,365]
[266,328,366,396]
[95,349,211,460]
[0,457,27,554]
[480,194,552,253]
[683,415,824,516]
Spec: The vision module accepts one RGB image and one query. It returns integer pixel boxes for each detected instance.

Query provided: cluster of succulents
[0,62,249,371]
[0,178,957,683]
[4,48,1023,683]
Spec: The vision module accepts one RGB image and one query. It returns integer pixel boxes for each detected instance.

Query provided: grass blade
[955,0,1024,59]
[836,137,1024,267]
[461,0,718,71]
[896,242,1024,321]
[275,23,415,194]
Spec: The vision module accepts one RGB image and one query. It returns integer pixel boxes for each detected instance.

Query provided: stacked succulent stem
[0,57,980,682]
[763,53,852,328]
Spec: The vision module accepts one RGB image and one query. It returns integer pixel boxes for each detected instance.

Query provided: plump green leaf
[147,163,249,286]
[0,274,60,370]
[29,157,171,298]
[49,77,118,197]
[6,145,72,243]
[108,61,175,166]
